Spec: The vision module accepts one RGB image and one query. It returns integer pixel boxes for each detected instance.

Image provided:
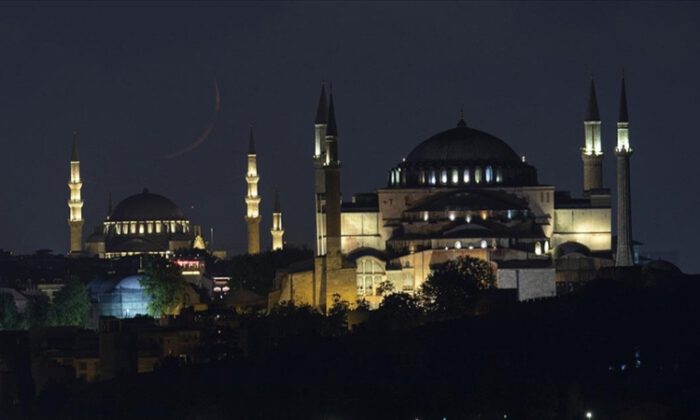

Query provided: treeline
[0,278,90,330]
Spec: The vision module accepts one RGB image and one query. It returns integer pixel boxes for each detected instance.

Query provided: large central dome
[387,119,538,188]
[405,121,521,164]
[110,189,185,221]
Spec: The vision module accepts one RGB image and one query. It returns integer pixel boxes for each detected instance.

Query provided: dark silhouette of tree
[0,292,22,330]
[223,247,313,295]
[421,256,495,319]
[370,292,423,331]
[47,277,90,327]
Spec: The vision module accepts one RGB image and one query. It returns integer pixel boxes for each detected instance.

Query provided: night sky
[1,2,698,271]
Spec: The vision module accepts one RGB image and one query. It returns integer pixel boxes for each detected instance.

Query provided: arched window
[419,169,426,185]
[496,168,503,183]
[475,167,482,184]
[485,166,493,183]
[356,257,386,296]
[440,169,448,185]
[429,170,436,185]
[463,168,470,183]
[451,169,459,184]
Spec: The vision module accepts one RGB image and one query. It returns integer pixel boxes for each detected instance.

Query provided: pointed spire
[273,188,281,213]
[457,106,467,127]
[315,82,328,124]
[71,130,79,161]
[619,72,629,123]
[326,87,338,137]
[585,78,600,121]
[248,126,256,155]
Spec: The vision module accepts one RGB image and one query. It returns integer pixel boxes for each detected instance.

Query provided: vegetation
[421,255,495,319]
[139,260,187,317]
[47,277,90,328]
[0,292,22,330]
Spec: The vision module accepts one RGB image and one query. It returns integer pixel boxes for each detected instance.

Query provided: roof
[585,78,600,121]
[110,189,185,221]
[619,76,629,122]
[248,127,256,155]
[407,189,529,213]
[405,122,521,164]
[315,83,328,124]
[71,130,79,161]
[326,91,337,137]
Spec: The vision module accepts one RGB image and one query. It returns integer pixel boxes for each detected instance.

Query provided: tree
[325,293,350,336]
[47,278,90,327]
[370,292,423,331]
[0,292,23,330]
[376,280,395,296]
[26,293,50,328]
[420,256,495,319]
[139,261,187,317]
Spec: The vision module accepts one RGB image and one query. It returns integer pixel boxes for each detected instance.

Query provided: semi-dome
[387,119,538,188]
[110,189,185,221]
[406,122,521,164]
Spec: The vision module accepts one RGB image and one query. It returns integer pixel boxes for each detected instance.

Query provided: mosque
[66,77,636,312]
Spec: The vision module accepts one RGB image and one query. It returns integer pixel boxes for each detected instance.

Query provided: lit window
[449,211,455,221]
[429,170,436,185]
[419,170,426,185]
[423,211,429,222]
[507,209,513,220]
[496,168,503,183]
[465,213,472,223]
[440,170,447,184]
[475,167,482,183]
[485,166,493,183]
[455,241,462,249]
[480,240,488,249]
[139,224,144,234]
[535,242,542,255]
[451,169,459,184]
[463,168,470,183]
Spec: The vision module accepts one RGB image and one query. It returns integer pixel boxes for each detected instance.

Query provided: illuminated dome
[110,189,185,221]
[387,119,538,188]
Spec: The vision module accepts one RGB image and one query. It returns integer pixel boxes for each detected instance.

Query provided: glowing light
[449,212,455,221]
[480,240,487,249]
[455,241,462,249]
[535,242,542,255]
[465,213,472,223]
[586,412,593,419]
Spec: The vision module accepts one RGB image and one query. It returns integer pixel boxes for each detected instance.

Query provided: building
[268,78,635,310]
[85,189,201,258]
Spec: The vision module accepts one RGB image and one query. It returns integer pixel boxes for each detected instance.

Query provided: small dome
[116,275,145,290]
[110,189,185,221]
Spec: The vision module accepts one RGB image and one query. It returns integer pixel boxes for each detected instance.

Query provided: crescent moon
[164,80,221,159]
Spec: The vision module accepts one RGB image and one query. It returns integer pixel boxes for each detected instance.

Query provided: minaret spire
[323,88,342,271]
[313,82,329,256]
[581,77,604,195]
[615,74,634,266]
[271,188,284,251]
[244,127,261,254]
[68,130,84,254]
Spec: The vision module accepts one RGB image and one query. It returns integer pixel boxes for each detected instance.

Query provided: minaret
[582,78,604,194]
[67,130,84,254]
[313,83,328,256]
[271,189,284,251]
[615,75,634,266]
[323,89,342,269]
[245,127,261,254]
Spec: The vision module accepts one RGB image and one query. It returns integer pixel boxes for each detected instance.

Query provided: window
[475,167,482,184]
[419,170,426,185]
[451,169,459,184]
[356,257,386,296]
[485,166,493,183]
[463,168,470,183]
[429,170,436,185]
[440,169,447,185]
[496,168,503,183]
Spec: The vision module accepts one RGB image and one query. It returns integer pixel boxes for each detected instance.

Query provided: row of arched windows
[389,165,504,187]
[104,220,190,236]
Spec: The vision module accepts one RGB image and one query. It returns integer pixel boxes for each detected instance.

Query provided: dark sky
[1,2,698,271]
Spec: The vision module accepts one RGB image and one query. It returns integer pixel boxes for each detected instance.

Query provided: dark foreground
[12,275,700,420]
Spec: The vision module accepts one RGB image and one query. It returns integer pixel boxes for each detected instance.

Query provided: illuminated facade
[271,189,284,251]
[270,79,636,310]
[67,131,84,254]
[245,128,261,254]
[85,189,196,258]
